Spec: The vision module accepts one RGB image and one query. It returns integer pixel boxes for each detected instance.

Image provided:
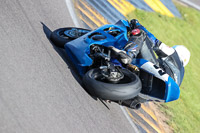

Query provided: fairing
[63,20,181,102]
[165,76,180,102]
[132,59,180,102]
[64,20,129,75]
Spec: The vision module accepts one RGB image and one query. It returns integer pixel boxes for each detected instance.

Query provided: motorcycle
[50,20,181,109]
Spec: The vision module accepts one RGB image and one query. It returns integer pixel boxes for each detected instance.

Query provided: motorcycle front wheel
[83,68,142,101]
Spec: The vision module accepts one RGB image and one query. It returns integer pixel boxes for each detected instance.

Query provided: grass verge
[127,3,200,133]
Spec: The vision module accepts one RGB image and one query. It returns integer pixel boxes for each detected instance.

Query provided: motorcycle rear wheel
[83,68,142,101]
[50,27,91,48]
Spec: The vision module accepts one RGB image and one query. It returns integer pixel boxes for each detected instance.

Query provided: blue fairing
[131,58,148,68]
[63,19,181,102]
[64,20,130,75]
[165,76,180,102]
[115,19,130,28]
[132,58,180,102]
[64,33,93,76]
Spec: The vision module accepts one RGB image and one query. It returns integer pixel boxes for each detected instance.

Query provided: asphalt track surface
[0,0,137,132]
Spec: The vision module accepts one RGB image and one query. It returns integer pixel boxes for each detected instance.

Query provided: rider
[110,19,190,86]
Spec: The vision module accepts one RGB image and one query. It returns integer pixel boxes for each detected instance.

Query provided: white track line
[65,0,80,27]
[179,0,200,10]
[120,106,140,133]
[65,0,139,132]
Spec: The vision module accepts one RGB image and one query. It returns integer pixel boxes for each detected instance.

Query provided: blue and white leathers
[64,20,181,102]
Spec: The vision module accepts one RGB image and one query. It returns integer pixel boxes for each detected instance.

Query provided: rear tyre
[50,28,72,48]
[83,68,142,101]
[50,27,91,48]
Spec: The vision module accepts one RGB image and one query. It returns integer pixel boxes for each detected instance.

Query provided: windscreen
[164,51,184,86]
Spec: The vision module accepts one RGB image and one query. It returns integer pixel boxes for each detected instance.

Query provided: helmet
[131,29,141,36]
[172,45,190,67]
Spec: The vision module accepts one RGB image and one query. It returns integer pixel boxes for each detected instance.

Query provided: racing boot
[109,46,132,65]
[130,19,141,30]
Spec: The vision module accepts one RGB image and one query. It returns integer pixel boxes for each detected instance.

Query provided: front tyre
[83,68,142,101]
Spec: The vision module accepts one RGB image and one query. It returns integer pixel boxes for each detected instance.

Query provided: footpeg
[127,64,139,72]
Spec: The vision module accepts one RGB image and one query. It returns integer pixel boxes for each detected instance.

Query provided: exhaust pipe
[130,99,141,109]
[121,99,141,109]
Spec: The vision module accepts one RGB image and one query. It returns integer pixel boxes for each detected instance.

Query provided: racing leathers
[110,19,184,85]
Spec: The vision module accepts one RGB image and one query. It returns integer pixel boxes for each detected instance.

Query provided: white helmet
[173,45,190,67]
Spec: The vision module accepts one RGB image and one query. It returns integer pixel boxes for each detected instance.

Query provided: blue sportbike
[50,20,181,109]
